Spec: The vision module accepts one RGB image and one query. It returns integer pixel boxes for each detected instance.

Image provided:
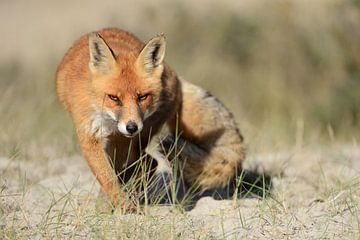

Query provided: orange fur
[56,28,245,211]
[56,28,180,212]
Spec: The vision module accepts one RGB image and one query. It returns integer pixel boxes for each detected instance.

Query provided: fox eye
[138,94,149,102]
[107,94,120,102]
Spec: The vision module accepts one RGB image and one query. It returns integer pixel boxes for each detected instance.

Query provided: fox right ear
[88,33,117,75]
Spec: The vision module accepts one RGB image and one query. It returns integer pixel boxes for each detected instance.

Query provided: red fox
[56,28,245,212]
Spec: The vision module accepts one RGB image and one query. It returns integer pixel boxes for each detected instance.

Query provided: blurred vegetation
[0,0,359,160]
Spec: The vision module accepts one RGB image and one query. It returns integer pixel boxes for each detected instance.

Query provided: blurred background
[0,0,359,161]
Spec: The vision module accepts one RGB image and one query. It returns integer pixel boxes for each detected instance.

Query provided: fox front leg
[79,135,137,213]
[144,143,173,203]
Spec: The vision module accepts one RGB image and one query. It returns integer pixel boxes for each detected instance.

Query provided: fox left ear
[136,34,166,76]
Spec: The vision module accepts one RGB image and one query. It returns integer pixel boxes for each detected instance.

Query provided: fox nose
[126,121,138,134]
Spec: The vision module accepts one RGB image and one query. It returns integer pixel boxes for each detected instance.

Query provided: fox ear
[136,34,166,76]
[88,33,117,75]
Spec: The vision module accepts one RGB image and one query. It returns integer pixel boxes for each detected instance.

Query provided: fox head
[87,32,166,138]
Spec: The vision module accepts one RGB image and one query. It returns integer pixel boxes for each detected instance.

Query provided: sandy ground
[1,1,359,239]
[1,146,359,239]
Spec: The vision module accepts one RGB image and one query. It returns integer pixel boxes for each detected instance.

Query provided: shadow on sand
[141,168,273,211]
